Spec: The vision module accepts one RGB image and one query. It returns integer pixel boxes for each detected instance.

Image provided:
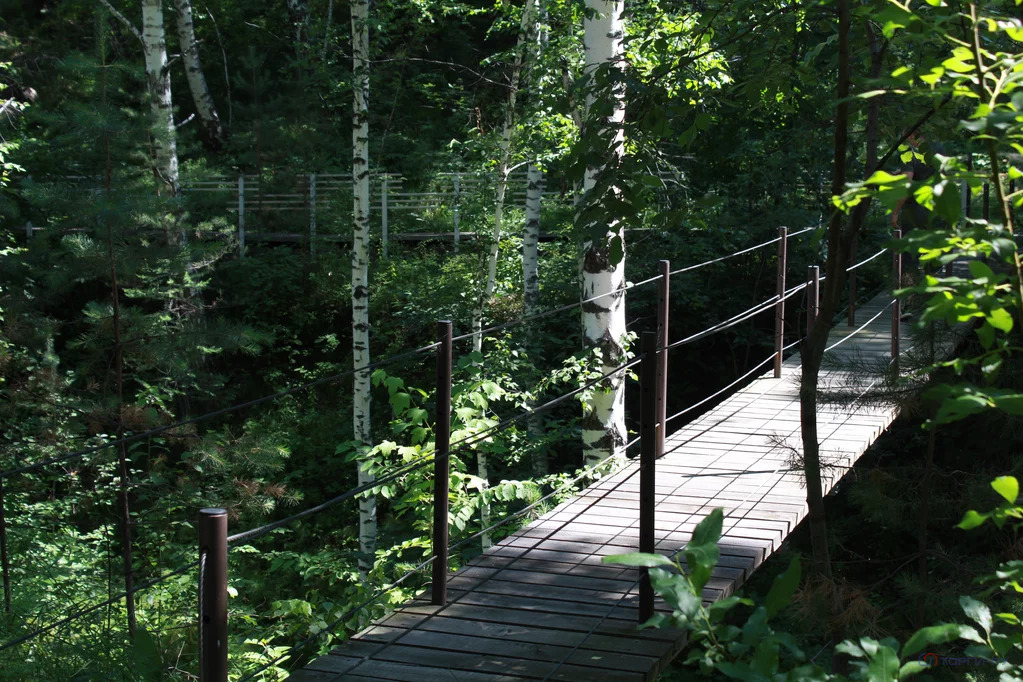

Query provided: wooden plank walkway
[293,292,921,681]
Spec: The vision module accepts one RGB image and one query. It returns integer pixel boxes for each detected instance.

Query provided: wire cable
[847,247,888,272]
[225,355,644,546]
[665,282,808,352]
[1,342,442,481]
[824,299,895,353]
[452,226,818,344]
[450,275,663,344]
[235,554,439,682]
[665,354,775,426]
[667,226,817,277]
[0,562,195,652]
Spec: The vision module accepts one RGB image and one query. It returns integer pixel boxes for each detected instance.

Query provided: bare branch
[97,0,143,44]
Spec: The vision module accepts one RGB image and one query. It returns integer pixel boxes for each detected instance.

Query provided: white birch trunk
[469,0,537,550]
[351,0,375,576]
[142,0,179,196]
[524,163,546,475]
[173,0,224,149]
[580,0,626,467]
[287,0,310,46]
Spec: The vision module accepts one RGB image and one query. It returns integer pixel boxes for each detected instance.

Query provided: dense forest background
[0,0,1021,679]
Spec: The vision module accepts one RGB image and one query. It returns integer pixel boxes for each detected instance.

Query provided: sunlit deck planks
[293,293,919,681]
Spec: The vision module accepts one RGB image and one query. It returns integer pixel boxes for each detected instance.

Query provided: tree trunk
[287,0,309,47]
[580,0,626,467]
[351,0,375,576]
[470,0,537,549]
[141,0,179,196]
[524,163,545,475]
[173,0,224,150]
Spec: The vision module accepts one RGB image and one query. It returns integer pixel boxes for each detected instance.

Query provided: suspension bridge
[289,289,913,681]
[0,226,957,682]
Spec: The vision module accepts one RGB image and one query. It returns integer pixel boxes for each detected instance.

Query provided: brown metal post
[639,332,656,623]
[774,227,788,378]
[807,266,820,334]
[892,229,902,371]
[0,477,10,612]
[655,261,669,456]
[432,321,453,605]
[198,508,228,682]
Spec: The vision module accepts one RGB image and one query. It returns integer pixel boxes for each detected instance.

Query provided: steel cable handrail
[450,275,663,344]
[667,225,817,277]
[0,342,442,481]
[665,281,808,352]
[451,226,819,344]
[0,561,196,653]
[665,337,803,427]
[824,299,895,353]
[225,355,644,546]
[847,247,888,272]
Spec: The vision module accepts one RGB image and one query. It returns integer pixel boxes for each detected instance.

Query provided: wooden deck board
[298,291,946,680]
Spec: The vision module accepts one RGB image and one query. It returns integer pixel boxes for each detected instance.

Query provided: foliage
[607,478,1023,681]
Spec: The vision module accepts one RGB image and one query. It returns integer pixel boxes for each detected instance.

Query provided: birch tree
[471,0,538,355]
[173,0,225,149]
[469,0,538,547]
[142,0,178,195]
[350,0,375,575]
[523,2,546,476]
[579,0,626,467]
[99,0,179,195]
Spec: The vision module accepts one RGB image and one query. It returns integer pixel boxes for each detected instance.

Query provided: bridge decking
[294,293,914,681]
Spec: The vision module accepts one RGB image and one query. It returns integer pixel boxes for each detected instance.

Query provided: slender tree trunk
[798,0,854,580]
[109,235,137,639]
[141,0,179,196]
[100,19,137,638]
[524,163,545,475]
[580,0,626,467]
[173,0,224,150]
[351,0,375,576]
[287,0,309,46]
[470,0,537,548]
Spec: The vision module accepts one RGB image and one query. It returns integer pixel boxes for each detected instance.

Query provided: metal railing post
[892,229,902,372]
[198,508,228,682]
[655,261,669,457]
[453,173,461,253]
[432,321,453,606]
[807,266,820,334]
[774,227,788,377]
[237,175,245,258]
[308,173,317,257]
[24,221,32,245]
[0,477,10,612]
[381,174,389,259]
[639,331,656,623]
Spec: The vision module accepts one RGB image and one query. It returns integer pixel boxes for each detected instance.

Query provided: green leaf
[865,640,899,682]
[960,595,992,636]
[957,509,990,530]
[692,508,724,547]
[765,557,801,619]
[603,552,675,568]
[968,260,996,281]
[991,476,1019,504]
[986,308,1013,333]
[902,623,984,657]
